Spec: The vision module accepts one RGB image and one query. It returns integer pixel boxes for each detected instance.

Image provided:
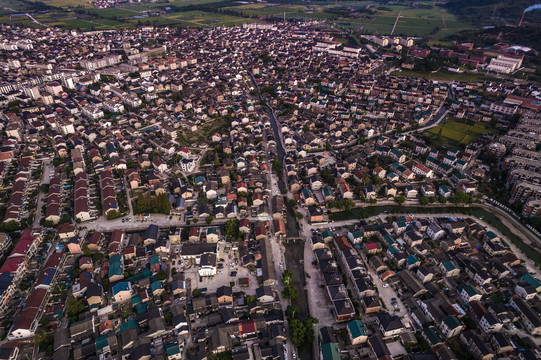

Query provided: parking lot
[171,242,259,294]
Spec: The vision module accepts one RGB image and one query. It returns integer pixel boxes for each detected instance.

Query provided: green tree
[288,198,297,207]
[67,297,87,321]
[82,244,92,256]
[282,285,299,300]
[451,192,473,204]
[420,196,429,205]
[321,168,334,184]
[205,215,214,225]
[394,196,406,206]
[157,270,168,281]
[285,305,298,321]
[296,212,304,220]
[281,270,293,286]
[192,288,202,298]
[224,219,239,241]
[289,319,306,347]
[438,195,447,204]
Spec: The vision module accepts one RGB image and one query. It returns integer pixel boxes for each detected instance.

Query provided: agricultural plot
[427,120,494,144]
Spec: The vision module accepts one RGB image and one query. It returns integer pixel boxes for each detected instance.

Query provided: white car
[382,283,389,288]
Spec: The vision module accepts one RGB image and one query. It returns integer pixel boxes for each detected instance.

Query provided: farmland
[426,120,495,145]
[0,0,477,38]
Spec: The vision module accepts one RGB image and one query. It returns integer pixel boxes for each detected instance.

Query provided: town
[0,19,540,360]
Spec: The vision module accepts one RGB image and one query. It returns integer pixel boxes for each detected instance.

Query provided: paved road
[33,159,52,228]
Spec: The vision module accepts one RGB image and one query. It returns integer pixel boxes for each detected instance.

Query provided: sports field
[427,120,494,144]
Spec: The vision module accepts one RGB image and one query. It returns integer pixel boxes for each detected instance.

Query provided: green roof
[96,335,109,350]
[165,343,181,357]
[108,254,122,278]
[423,326,442,345]
[443,315,462,330]
[119,319,138,333]
[131,294,142,305]
[150,255,160,265]
[441,260,456,271]
[347,320,366,339]
[321,342,340,360]
[126,269,152,284]
[521,274,541,289]
[322,230,333,239]
[461,285,479,297]
[151,281,163,292]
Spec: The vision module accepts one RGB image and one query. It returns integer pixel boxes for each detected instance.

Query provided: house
[108,254,124,283]
[510,296,541,335]
[479,312,502,333]
[347,230,363,244]
[515,281,537,300]
[205,228,219,243]
[440,315,464,338]
[460,285,482,303]
[376,313,404,338]
[112,282,132,303]
[143,224,159,246]
[439,260,460,277]
[321,342,340,360]
[216,286,233,304]
[427,223,445,241]
[198,253,217,277]
[255,286,274,303]
[362,296,381,314]
[347,320,368,345]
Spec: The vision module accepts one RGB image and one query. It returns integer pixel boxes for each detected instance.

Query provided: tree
[438,195,447,204]
[205,216,214,225]
[289,319,307,347]
[282,285,298,300]
[67,297,87,321]
[92,252,104,263]
[296,212,304,220]
[285,305,298,321]
[420,196,429,205]
[157,270,168,281]
[82,244,92,256]
[224,219,239,241]
[42,220,54,228]
[394,196,406,206]
[451,192,473,204]
[321,168,334,184]
[192,288,202,298]
[288,198,297,207]
[281,270,293,286]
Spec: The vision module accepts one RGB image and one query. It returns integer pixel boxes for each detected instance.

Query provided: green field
[427,120,494,144]
[392,69,498,83]
[0,0,477,38]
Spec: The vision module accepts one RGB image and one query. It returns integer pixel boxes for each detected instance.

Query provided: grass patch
[427,120,495,144]
[392,69,494,83]
[176,119,229,146]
